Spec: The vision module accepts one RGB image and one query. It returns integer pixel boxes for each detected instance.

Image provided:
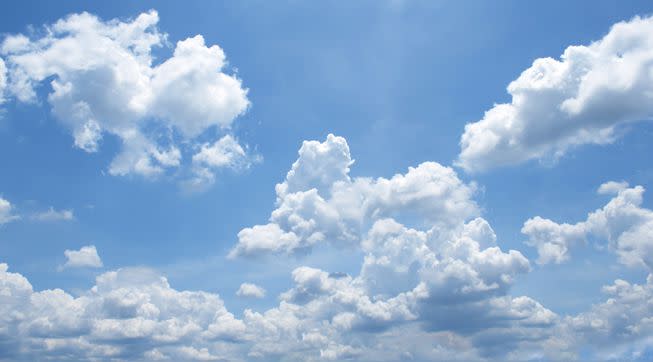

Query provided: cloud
[0,57,6,103]
[236,283,266,299]
[0,196,19,225]
[62,245,103,269]
[539,274,653,361]
[0,263,245,361]
[457,16,653,172]
[0,10,251,182]
[523,181,653,269]
[31,207,74,222]
[183,135,260,191]
[225,134,555,359]
[5,133,653,360]
[230,134,479,258]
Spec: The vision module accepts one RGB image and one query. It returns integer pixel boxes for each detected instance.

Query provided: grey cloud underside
[457,15,653,172]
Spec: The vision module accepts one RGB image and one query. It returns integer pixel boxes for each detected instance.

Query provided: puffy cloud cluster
[231,134,479,257]
[227,134,557,358]
[0,196,19,225]
[62,245,103,269]
[0,11,252,186]
[523,181,653,269]
[541,274,653,361]
[457,16,653,172]
[0,264,246,361]
[0,135,562,360]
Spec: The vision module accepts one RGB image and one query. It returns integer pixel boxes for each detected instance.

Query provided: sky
[1,1,653,361]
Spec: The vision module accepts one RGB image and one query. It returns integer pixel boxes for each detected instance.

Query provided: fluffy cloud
[523,181,653,269]
[0,134,562,360]
[31,207,74,222]
[539,274,653,361]
[0,11,252,182]
[184,135,259,191]
[226,134,556,359]
[457,16,653,172]
[0,264,246,361]
[0,196,19,225]
[236,283,266,299]
[231,134,479,257]
[62,245,103,269]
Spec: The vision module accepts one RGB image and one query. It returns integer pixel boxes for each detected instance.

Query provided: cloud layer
[457,16,653,172]
[2,135,653,360]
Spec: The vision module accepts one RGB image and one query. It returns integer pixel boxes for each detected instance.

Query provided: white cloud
[457,16,653,172]
[0,263,246,361]
[31,207,74,222]
[0,11,251,182]
[226,134,555,359]
[7,132,653,360]
[230,134,479,258]
[523,181,653,269]
[184,134,259,191]
[542,274,653,361]
[0,57,6,103]
[236,283,266,298]
[62,245,103,269]
[0,196,19,225]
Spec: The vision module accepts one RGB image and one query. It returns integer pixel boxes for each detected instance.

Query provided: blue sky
[2,1,653,361]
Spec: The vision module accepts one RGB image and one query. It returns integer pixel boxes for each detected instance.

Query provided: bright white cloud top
[236,282,266,298]
[62,245,103,269]
[457,16,653,172]
[231,134,479,257]
[0,11,251,186]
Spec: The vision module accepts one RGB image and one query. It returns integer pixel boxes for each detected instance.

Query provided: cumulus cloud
[523,181,653,269]
[537,274,653,361]
[62,245,103,269]
[225,134,556,358]
[230,134,479,258]
[236,283,266,299]
[31,207,74,222]
[0,196,19,225]
[457,16,653,172]
[0,134,564,360]
[0,10,252,182]
[0,263,246,361]
[7,132,653,360]
[183,135,260,191]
